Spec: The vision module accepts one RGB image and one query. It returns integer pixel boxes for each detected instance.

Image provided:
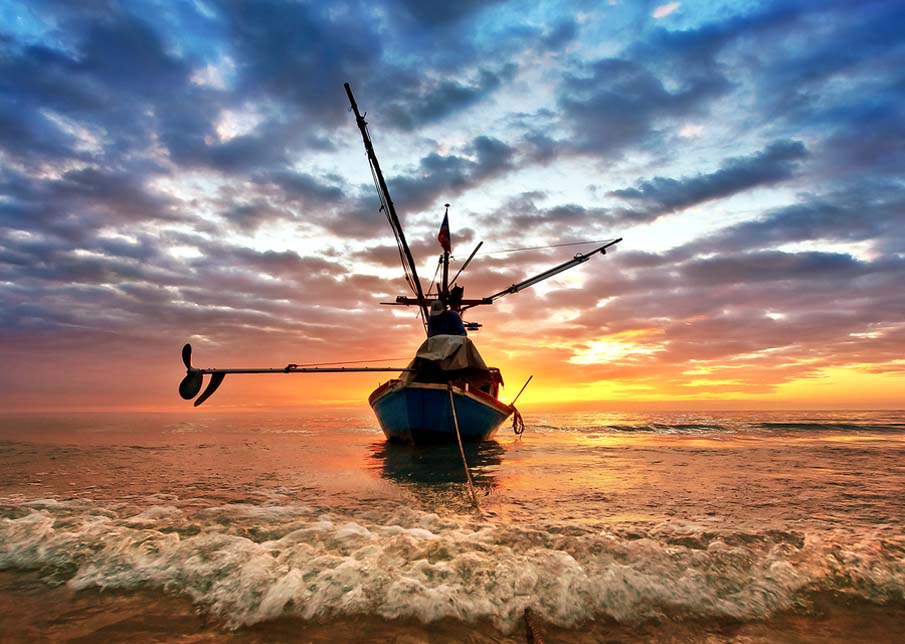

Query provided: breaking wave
[751,422,905,433]
[1,497,903,632]
[528,416,905,436]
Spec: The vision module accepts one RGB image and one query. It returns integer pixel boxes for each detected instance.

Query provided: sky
[1,0,903,411]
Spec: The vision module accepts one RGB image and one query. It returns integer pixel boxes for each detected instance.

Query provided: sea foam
[1,497,903,631]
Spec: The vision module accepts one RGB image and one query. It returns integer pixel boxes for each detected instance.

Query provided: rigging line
[427,257,442,298]
[283,357,412,367]
[484,238,616,256]
[373,180,415,298]
[368,159,416,297]
[361,121,427,330]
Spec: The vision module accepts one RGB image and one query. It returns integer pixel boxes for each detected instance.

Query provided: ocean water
[0,410,903,643]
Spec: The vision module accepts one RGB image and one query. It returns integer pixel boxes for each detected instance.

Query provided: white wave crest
[1,498,903,631]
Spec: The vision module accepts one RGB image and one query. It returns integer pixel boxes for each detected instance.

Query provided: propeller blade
[193,372,225,407]
[182,343,193,369]
[178,370,203,400]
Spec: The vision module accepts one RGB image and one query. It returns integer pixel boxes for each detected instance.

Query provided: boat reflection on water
[369,440,504,488]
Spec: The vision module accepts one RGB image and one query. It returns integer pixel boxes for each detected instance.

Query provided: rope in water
[448,384,482,515]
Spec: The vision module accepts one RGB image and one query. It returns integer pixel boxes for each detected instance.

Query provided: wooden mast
[344,82,429,327]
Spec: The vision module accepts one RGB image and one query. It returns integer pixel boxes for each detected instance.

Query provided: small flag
[437,207,451,252]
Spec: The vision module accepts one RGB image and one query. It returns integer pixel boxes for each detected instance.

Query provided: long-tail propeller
[179,342,413,407]
[178,344,226,407]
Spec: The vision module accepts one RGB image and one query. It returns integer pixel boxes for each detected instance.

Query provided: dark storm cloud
[174,126,293,173]
[0,42,104,164]
[220,201,286,232]
[209,0,571,138]
[2,2,364,177]
[520,132,560,164]
[0,0,544,185]
[609,140,808,222]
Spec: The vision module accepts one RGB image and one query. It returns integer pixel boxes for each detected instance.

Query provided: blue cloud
[609,140,808,221]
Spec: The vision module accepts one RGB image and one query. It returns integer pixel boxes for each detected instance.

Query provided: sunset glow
[1,1,903,411]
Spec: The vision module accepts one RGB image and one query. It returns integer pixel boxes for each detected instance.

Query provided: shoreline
[2,571,904,644]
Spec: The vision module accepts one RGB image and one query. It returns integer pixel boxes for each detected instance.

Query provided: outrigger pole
[389,238,623,310]
[449,240,483,290]
[178,344,412,407]
[344,82,430,328]
[479,237,623,307]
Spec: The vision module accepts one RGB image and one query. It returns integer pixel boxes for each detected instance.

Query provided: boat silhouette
[178,83,621,445]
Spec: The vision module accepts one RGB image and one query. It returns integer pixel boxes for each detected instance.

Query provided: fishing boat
[178,83,621,445]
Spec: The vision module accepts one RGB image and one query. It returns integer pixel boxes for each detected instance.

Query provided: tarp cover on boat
[402,335,492,384]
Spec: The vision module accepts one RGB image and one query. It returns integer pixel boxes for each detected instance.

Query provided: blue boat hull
[369,381,513,444]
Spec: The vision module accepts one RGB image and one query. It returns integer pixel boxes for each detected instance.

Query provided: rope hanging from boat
[510,375,530,436]
[448,384,482,515]
[512,407,525,436]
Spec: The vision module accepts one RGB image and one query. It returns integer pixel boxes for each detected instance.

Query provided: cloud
[0,166,181,242]
[698,181,905,255]
[380,66,517,130]
[558,57,730,157]
[382,135,517,214]
[531,245,905,396]
[1,0,904,409]
[475,192,608,240]
[652,3,680,19]
[395,0,503,26]
[608,139,808,222]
